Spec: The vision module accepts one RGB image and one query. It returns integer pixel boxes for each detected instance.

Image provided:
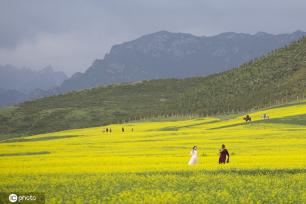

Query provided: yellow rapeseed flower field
[0,102,305,203]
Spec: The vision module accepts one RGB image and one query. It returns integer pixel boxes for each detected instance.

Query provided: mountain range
[0,65,67,107]
[1,30,305,107]
[0,36,305,137]
[60,30,306,91]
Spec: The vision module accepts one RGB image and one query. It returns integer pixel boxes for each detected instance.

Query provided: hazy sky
[0,0,306,75]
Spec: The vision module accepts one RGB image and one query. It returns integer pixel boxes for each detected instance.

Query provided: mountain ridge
[0,65,67,107]
[0,65,67,93]
[60,30,306,92]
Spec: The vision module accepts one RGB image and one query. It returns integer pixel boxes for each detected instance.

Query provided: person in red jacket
[219,144,229,164]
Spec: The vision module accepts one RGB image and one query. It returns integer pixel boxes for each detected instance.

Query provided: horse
[243,115,252,122]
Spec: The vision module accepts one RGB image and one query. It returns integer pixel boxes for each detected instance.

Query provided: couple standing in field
[188,144,230,165]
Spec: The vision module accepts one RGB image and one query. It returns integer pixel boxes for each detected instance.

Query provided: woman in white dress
[188,146,198,165]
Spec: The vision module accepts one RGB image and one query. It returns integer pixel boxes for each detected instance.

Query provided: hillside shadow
[1,135,78,143]
[208,114,306,130]
[0,151,50,157]
[157,120,219,131]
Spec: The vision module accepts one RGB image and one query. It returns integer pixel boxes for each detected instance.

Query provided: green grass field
[0,102,306,203]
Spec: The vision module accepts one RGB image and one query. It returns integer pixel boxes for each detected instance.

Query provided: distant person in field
[243,115,252,122]
[109,128,112,133]
[188,146,198,165]
[106,128,109,133]
[263,113,270,119]
[122,127,125,133]
[219,144,229,164]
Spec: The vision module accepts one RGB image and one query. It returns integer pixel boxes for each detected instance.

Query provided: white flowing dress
[188,150,198,165]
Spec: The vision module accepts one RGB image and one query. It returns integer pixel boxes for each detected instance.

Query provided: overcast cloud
[0,0,306,75]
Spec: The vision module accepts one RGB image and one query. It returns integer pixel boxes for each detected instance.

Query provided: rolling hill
[0,37,305,138]
[0,100,305,203]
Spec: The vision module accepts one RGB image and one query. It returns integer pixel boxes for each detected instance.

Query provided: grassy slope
[0,37,306,137]
[0,102,305,203]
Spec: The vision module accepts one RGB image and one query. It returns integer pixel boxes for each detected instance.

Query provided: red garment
[219,148,229,164]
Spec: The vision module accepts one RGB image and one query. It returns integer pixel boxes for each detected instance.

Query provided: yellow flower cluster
[0,102,305,203]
